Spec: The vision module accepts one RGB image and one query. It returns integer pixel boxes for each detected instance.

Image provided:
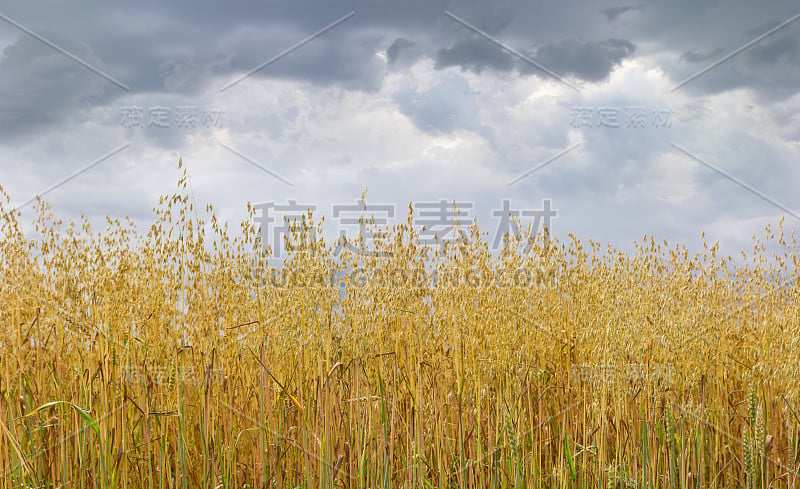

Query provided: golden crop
[0,163,798,488]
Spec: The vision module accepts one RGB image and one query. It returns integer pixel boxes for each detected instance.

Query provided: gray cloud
[387,38,415,62]
[526,38,636,82]
[393,73,483,135]
[386,38,421,69]
[2,0,798,143]
[434,38,516,73]
[216,27,387,93]
[0,34,119,142]
[602,5,640,23]
[647,5,800,98]
[680,48,725,63]
[435,37,636,83]
[748,35,798,64]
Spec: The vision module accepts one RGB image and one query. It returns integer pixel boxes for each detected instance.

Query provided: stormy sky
[1,1,798,259]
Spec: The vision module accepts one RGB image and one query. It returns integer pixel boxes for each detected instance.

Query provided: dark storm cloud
[747,36,798,64]
[216,27,386,93]
[680,48,725,63]
[0,33,118,142]
[387,38,415,63]
[1,0,799,144]
[434,38,516,73]
[434,36,635,83]
[0,2,392,143]
[602,5,640,23]
[386,38,421,68]
[526,38,636,82]
[643,4,800,98]
[670,28,800,100]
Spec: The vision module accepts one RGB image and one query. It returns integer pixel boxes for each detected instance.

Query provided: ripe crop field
[1,169,798,489]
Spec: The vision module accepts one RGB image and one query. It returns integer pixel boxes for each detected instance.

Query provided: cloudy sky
[1,0,798,260]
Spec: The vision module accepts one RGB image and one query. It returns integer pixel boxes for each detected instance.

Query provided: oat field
[1,167,798,488]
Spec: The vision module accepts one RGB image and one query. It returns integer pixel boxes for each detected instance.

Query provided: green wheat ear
[755,404,765,464]
[748,383,757,430]
[168,357,177,391]
[743,425,753,489]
